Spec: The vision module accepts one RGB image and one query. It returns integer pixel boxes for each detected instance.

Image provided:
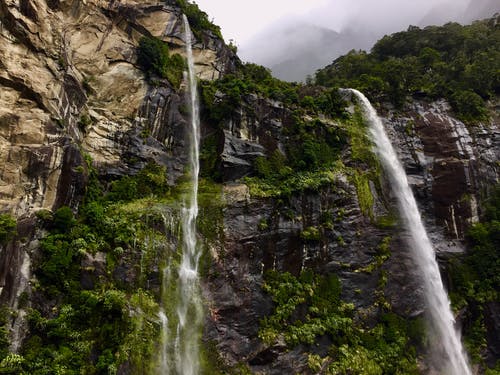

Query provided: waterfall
[175,15,203,375]
[158,16,202,375]
[347,89,471,375]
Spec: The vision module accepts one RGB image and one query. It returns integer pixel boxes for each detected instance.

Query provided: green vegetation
[0,214,16,245]
[0,307,10,363]
[137,36,185,88]
[300,226,321,241]
[4,156,226,374]
[260,270,421,374]
[315,17,499,121]
[173,0,223,39]
[6,161,176,373]
[199,62,352,197]
[200,63,348,127]
[448,186,500,368]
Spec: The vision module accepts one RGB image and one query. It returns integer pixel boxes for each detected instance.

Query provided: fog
[195,0,498,81]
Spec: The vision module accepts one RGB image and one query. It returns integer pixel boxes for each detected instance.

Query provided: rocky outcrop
[0,0,236,343]
[202,94,499,373]
[383,99,499,244]
[0,0,237,217]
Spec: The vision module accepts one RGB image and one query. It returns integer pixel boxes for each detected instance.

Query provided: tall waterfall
[347,89,471,375]
[175,15,203,375]
[158,16,202,375]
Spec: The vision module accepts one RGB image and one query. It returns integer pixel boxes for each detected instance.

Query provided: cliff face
[0,0,498,373]
[204,92,499,372]
[0,0,235,216]
[0,0,239,362]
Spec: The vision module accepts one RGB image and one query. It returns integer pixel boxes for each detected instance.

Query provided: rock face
[0,0,237,334]
[202,94,500,373]
[383,100,499,245]
[0,0,498,373]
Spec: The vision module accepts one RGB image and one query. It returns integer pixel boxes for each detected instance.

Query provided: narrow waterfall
[347,89,471,375]
[175,15,203,375]
[158,16,202,375]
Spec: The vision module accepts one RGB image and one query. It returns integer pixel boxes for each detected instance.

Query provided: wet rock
[220,131,265,181]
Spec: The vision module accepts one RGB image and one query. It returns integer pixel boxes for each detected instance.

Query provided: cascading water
[158,15,202,375]
[175,15,203,375]
[347,89,471,375]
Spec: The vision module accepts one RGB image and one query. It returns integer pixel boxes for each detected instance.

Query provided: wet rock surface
[0,0,498,372]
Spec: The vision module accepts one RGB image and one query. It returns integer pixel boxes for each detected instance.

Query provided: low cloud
[239,0,498,81]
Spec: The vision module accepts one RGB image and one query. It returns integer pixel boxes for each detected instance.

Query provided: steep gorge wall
[0,0,236,345]
[0,0,498,372]
[203,93,499,372]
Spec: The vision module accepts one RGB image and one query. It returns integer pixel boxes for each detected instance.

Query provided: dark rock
[53,142,87,211]
[484,302,500,367]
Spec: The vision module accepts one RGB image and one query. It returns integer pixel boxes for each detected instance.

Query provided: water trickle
[347,89,471,375]
[158,16,202,375]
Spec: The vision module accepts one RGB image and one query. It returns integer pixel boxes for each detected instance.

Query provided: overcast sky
[194,0,471,46]
[193,0,497,80]
[194,0,329,44]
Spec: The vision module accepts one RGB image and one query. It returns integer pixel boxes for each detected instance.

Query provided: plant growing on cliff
[0,214,16,245]
[259,270,420,374]
[315,17,499,119]
[173,0,223,39]
[137,36,185,88]
[448,185,500,369]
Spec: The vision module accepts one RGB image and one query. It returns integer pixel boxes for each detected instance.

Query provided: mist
[238,0,499,81]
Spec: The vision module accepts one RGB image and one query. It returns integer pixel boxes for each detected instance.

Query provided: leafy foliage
[260,270,420,374]
[14,161,175,373]
[137,36,185,88]
[0,214,16,245]
[200,63,348,127]
[173,0,222,39]
[315,17,499,120]
[200,61,350,193]
[448,186,500,367]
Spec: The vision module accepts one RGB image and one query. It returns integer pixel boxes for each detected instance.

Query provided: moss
[346,109,378,169]
[357,236,392,274]
[352,170,374,219]
[375,214,397,229]
[244,170,336,198]
[301,226,321,241]
[120,290,160,374]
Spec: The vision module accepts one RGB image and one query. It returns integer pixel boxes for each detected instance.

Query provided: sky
[193,0,497,80]
[194,0,470,46]
[194,0,330,45]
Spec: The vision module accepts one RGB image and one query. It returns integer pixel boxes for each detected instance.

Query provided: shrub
[450,90,488,122]
[52,206,75,233]
[137,37,185,88]
[175,0,222,39]
[137,37,169,78]
[0,214,16,245]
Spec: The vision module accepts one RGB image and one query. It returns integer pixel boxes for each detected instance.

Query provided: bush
[450,90,488,122]
[52,206,75,233]
[137,37,185,88]
[137,37,169,77]
[174,0,222,39]
[0,214,16,245]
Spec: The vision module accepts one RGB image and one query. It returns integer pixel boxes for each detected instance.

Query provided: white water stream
[158,16,202,375]
[174,15,203,375]
[347,89,471,375]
